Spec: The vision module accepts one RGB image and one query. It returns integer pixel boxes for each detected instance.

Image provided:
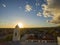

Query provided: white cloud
[2,4,6,7]
[25,4,32,12]
[36,3,40,6]
[41,0,60,24]
[37,12,42,16]
[46,20,49,22]
[42,4,53,18]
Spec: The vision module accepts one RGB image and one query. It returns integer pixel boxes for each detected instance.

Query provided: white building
[57,37,60,45]
[13,25,20,41]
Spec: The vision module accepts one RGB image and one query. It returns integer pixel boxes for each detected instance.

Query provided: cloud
[42,0,60,24]
[46,20,49,22]
[2,4,6,7]
[42,4,53,17]
[25,4,32,12]
[49,15,60,24]
[37,12,42,16]
[36,3,40,6]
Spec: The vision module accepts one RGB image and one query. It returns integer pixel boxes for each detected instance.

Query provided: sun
[18,23,23,28]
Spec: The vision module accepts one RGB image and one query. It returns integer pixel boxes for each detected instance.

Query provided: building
[13,25,20,41]
[12,25,57,45]
[57,37,60,45]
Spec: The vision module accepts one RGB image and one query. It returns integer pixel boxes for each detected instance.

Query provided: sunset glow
[18,23,23,28]
[0,0,59,28]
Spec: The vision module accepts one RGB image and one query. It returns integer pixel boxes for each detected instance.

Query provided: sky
[0,0,60,28]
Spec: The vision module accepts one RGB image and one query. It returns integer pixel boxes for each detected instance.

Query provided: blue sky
[0,0,58,28]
